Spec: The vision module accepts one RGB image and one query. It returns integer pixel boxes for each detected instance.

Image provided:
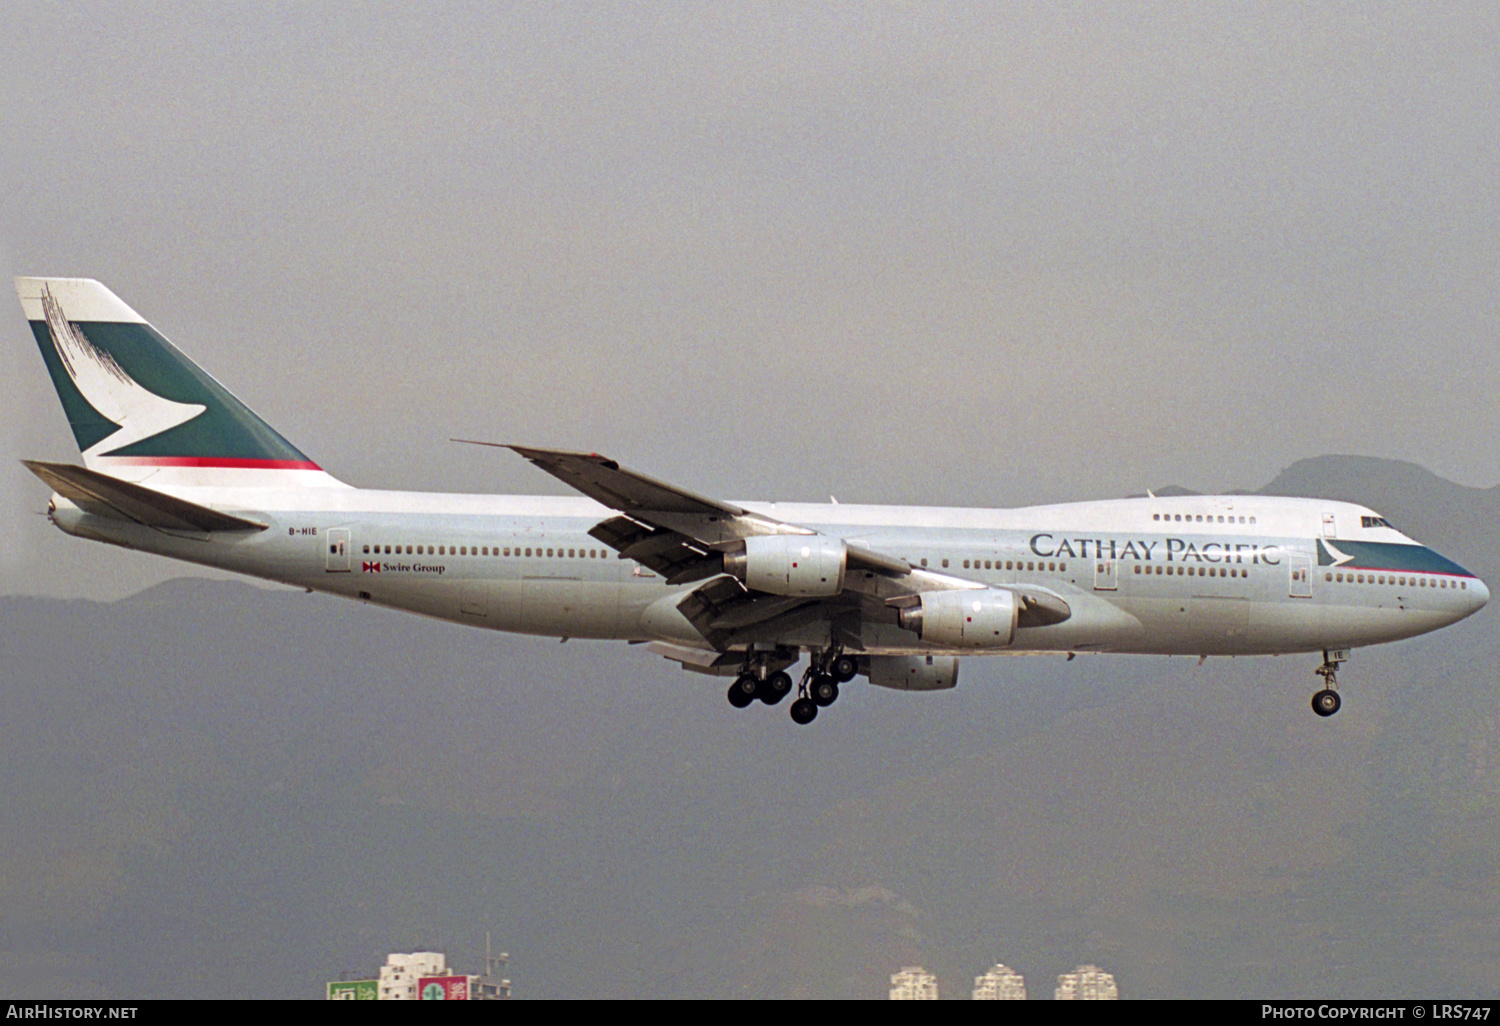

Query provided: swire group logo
[362,561,381,573]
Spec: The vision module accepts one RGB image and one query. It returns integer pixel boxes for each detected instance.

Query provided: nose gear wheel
[1311,651,1343,717]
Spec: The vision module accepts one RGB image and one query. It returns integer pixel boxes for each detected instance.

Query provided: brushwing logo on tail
[40,283,206,459]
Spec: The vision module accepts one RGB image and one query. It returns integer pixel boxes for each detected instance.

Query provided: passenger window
[942,558,949,568]
[362,545,369,554]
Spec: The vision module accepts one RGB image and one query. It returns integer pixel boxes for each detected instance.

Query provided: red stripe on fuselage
[98,456,323,470]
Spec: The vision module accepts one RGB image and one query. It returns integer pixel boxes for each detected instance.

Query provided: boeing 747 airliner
[17,277,1488,724]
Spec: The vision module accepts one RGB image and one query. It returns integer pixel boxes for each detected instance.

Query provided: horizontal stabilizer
[22,460,267,533]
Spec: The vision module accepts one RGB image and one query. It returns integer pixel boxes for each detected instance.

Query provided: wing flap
[587,515,724,583]
[23,459,267,533]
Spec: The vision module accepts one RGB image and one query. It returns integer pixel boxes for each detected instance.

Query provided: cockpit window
[1361,515,1396,529]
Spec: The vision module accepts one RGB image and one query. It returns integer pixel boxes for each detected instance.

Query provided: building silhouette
[890,966,939,1000]
[1054,964,1118,1000]
[972,963,1026,1000]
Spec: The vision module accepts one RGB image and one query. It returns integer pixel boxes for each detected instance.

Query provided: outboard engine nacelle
[868,654,959,691]
[897,588,1018,648]
[724,534,847,597]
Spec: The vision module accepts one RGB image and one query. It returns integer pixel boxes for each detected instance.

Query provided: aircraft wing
[506,446,752,519]
[503,445,1069,647]
[506,445,914,573]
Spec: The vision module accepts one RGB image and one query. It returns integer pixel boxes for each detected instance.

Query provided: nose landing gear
[1311,651,1344,717]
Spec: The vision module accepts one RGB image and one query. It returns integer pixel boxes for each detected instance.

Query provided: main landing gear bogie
[725,651,856,724]
[726,669,792,708]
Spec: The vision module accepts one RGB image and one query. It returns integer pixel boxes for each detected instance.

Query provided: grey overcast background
[3,2,1497,598]
[3,2,1500,1000]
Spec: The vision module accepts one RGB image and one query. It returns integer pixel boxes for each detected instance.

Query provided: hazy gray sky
[4,2,1496,597]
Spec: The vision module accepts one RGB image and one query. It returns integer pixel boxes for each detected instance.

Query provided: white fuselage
[46,486,1488,659]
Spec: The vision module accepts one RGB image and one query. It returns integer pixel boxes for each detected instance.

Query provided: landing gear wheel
[761,670,793,705]
[810,674,839,707]
[727,674,758,709]
[1312,689,1341,717]
[831,655,858,683]
[789,697,819,725]
[1312,650,1344,718]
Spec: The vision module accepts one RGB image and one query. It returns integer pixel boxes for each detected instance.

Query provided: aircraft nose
[1468,576,1490,613]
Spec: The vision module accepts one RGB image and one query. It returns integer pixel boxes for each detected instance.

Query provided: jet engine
[867,654,959,691]
[897,588,1017,648]
[723,534,847,597]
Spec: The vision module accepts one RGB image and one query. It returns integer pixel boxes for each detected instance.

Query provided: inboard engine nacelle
[723,534,847,597]
[897,588,1018,648]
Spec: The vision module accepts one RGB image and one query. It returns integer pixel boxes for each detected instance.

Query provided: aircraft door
[1322,513,1337,537]
[1289,553,1312,598]
[326,528,351,572]
[1093,558,1118,591]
